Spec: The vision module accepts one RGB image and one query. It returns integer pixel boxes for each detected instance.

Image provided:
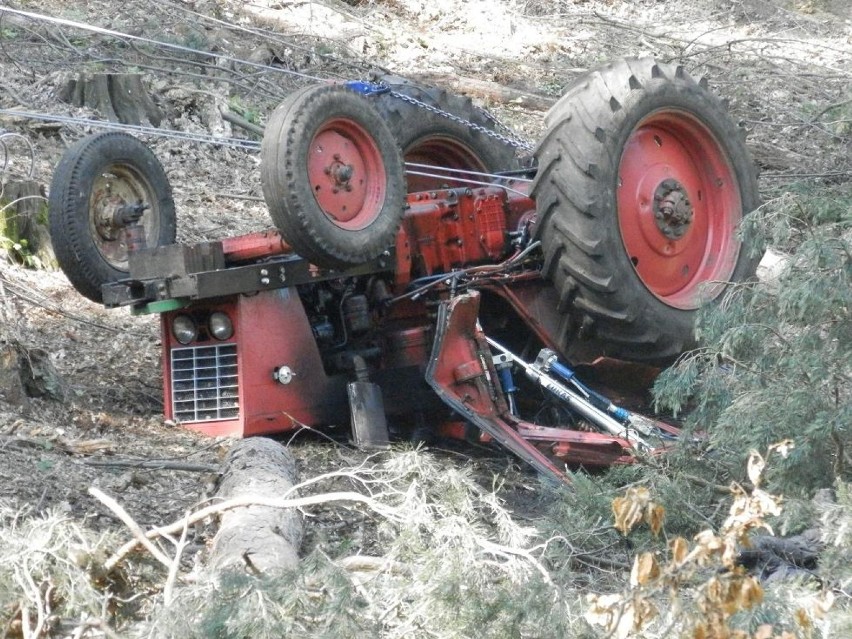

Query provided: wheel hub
[325,155,355,192]
[616,112,743,309]
[653,178,693,240]
[307,118,388,230]
[88,166,157,267]
[93,190,141,241]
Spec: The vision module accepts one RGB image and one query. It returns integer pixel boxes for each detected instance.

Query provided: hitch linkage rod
[534,349,630,423]
[484,337,652,451]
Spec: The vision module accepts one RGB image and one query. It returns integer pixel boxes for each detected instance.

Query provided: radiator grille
[171,344,239,423]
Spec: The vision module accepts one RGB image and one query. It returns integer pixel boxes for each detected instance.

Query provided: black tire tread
[368,76,521,173]
[532,57,760,362]
[261,85,406,269]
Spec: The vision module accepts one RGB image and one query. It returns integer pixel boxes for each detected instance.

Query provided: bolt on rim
[307,117,387,231]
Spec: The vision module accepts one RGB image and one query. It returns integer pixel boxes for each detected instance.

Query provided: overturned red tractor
[49,58,759,481]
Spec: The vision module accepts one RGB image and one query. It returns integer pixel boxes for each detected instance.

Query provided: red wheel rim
[405,136,487,192]
[307,118,387,231]
[617,110,742,309]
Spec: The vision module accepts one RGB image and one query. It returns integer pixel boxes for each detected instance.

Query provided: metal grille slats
[171,344,239,422]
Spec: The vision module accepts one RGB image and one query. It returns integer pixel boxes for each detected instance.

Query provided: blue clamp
[345,81,391,96]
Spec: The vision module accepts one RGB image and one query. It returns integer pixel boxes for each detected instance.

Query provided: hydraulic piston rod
[485,337,653,451]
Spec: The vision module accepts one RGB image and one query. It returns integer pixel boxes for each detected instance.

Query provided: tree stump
[0,342,66,408]
[0,179,55,268]
[207,438,303,576]
[58,73,163,126]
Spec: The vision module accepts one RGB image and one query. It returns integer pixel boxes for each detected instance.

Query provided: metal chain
[388,90,535,153]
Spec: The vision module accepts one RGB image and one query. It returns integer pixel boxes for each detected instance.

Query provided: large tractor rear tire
[532,58,760,363]
[261,85,406,269]
[367,77,521,191]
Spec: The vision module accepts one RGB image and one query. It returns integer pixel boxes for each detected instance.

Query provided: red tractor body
[51,60,760,482]
[114,182,666,481]
[156,185,535,435]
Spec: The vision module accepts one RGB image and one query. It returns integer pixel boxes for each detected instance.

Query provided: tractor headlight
[172,315,198,345]
[209,312,234,341]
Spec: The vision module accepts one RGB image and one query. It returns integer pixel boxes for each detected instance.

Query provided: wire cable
[402,169,530,196]
[0,109,262,150]
[404,162,534,183]
[0,7,327,83]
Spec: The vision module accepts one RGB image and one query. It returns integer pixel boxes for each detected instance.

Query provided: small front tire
[48,132,176,303]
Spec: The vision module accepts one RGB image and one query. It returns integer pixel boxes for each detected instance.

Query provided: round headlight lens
[172,315,198,345]
[209,312,234,341]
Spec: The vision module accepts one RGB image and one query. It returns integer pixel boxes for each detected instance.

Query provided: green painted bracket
[131,298,190,316]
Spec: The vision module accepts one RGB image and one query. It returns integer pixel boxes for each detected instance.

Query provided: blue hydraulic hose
[546,358,631,423]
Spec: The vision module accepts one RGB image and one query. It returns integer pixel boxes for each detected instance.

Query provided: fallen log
[207,438,303,575]
[737,529,822,582]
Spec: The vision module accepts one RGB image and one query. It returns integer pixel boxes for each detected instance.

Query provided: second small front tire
[261,85,406,269]
[532,58,760,362]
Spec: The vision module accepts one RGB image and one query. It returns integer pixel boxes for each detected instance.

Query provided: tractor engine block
[396,185,534,285]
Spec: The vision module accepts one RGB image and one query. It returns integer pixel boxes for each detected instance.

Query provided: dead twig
[213,192,264,202]
[809,98,852,123]
[338,554,407,575]
[104,490,402,572]
[163,513,190,605]
[89,487,173,571]
[220,109,265,136]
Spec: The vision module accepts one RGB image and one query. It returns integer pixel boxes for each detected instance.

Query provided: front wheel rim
[307,117,387,231]
[89,163,160,269]
[617,110,743,310]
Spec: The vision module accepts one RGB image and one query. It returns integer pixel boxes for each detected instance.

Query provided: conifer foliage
[654,183,851,495]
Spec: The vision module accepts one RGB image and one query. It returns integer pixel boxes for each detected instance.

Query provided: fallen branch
[571,553,631,572]
[476,536,552,584]
[410,73,557,111]
[163,515,190,605]
[104,490,402,572]
[220,109,265,136]
[89,487,173,571]
[213,192,264,202]
[83,459,219,473]
[338,555,407,575]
